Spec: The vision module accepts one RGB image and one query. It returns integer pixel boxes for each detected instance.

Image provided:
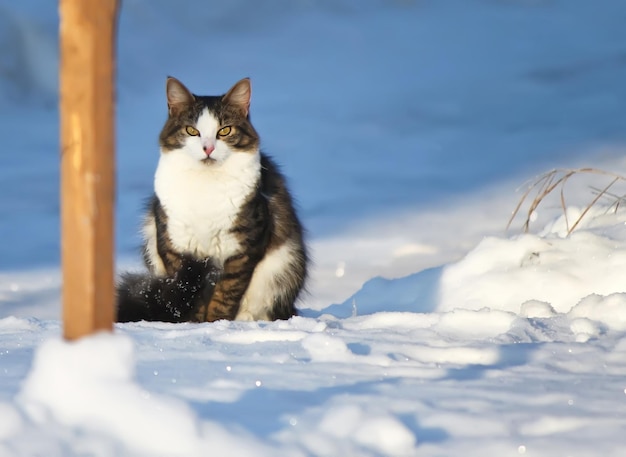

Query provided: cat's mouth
[201,156,217,164]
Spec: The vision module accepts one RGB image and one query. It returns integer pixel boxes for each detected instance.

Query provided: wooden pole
[60,0,119,340]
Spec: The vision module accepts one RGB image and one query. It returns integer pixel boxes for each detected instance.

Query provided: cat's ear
[223,78,251,116]
[166,77,194,116]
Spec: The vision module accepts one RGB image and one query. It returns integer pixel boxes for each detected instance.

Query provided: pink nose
[204,145,215,156]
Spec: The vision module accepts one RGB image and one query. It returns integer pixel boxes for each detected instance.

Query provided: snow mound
[569,293,626,331]
[16,333,275,457]
[340,207,626,320]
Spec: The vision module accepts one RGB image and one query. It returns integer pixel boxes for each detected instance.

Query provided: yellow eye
[185,126,200,136]
[217,126,232,137]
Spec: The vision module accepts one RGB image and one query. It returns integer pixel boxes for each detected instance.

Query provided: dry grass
[507,168,626,236]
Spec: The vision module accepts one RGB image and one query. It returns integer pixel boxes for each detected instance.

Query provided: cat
[116,77,307,323]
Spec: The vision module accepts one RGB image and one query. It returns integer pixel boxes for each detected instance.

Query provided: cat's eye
[185,126,200,136]
[217,126,232,137]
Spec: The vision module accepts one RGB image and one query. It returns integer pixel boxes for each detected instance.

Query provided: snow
[2,0,626,455]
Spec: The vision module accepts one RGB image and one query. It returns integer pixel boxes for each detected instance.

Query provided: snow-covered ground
[2,0,626,455]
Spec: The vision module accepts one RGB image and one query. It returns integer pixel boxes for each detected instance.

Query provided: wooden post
[60,0,119,340]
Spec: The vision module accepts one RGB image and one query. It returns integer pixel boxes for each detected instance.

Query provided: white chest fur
[153,149,261,265]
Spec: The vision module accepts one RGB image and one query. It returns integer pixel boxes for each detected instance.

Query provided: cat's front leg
[200,253,259,322]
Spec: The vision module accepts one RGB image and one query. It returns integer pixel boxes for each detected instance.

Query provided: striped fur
[116,78,307,323]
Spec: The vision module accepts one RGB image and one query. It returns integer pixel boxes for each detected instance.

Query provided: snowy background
[2,0,626,455]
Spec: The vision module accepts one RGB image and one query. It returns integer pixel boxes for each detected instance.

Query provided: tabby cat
[116,77,307,323]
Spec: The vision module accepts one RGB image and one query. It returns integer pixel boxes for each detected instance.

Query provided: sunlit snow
[1,1,626,456]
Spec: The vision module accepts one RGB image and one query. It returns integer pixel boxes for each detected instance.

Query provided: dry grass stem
[508,168,626,236]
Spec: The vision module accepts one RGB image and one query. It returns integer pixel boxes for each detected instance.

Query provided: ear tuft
[166,77,194,115]
[223,78,251,116]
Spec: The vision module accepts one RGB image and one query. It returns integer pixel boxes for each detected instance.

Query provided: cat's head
[159,77,259,164]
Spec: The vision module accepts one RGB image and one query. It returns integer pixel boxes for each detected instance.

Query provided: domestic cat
[116,77,307,322]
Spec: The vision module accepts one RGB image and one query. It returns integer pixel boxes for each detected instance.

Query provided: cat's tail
[116,256,220,323]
